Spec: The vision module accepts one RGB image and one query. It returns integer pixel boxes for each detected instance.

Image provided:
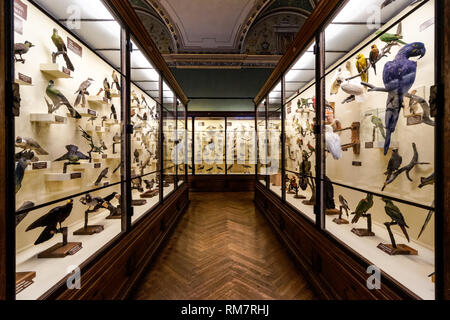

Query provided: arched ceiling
[130,0,320,68]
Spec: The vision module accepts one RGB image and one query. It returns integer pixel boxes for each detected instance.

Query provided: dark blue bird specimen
[15,158,29,194]
[382,42,426,154]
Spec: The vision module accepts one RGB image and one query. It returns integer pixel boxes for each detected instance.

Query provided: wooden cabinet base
[73,225,104,236]
[16,272,36,294]
[377,243,418,256]
[38,242,82,258]
[351,228,375,237]
[333,218,349,225]
[42,184,189,300]
[255,183,419,300]
[189,175,255,192]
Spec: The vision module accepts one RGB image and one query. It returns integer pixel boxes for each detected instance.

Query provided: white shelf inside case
[87,95,109,107]
[30,113,67,124]
[45,172,83,182]
[40,63,72,79]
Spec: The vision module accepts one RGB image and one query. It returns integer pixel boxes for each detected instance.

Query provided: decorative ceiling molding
[164,54,281,69]
[130,0,316,65]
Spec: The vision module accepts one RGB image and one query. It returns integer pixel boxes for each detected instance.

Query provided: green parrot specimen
[382,198,410,242]
[51,28,75,71]
[377,22,406,45]
[351,193,374,224]
[46,80,81,119]
[371,115,386,139]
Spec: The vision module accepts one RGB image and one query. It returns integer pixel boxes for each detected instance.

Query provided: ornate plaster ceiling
[130,0,319,67]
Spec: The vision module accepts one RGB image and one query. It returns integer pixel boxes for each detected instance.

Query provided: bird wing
[54,152,70,162]
[34,223,57,245]
[26,207,57,231]
[75,151,89,160]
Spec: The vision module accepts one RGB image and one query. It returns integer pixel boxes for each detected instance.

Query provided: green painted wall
[170,68,273,111]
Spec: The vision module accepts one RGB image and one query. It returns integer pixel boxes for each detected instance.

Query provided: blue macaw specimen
[382,42,426,155]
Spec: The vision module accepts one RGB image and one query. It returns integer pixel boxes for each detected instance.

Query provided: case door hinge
[126,124,134,134]
[313,44,319,55]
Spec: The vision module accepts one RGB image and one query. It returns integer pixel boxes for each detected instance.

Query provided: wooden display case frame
[0,0,189,300]
[253,0,450,300]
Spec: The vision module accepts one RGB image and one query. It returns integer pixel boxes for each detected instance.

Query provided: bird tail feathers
[63,52,75,72]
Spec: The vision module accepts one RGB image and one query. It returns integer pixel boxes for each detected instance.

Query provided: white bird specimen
[325,125,342,160]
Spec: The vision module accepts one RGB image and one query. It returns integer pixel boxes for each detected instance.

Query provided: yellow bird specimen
[356,54,369,83]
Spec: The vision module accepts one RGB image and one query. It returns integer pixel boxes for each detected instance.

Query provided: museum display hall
[0,0,449,301]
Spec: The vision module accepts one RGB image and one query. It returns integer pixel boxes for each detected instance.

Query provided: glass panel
[16,185,122,300]
[226,117,256,175]
[130,37,161,224]
[163,167,176,199]
[131,40,160,102]
[13,0,124,299]
[193,118,226,175]
[131,171,160,224]
[33,0,122,70]
[176,102,187,185]
[187,117,193,175]
[323,0,435,299]
[324,186,434,300]
[284,40,317,221]
[256,101,267,185]
[267,109,282,197]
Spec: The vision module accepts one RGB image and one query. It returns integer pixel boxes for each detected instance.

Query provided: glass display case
[283,41,317,222]
[188,113,256,177]
[10,0,187,299]
[255,0,439,300]
[256,102,267,185]
[323,0,436,299]
[130,38,161,223]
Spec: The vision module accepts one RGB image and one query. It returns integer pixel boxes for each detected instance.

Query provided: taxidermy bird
[103,78,111,100]
[15,158,29,194]
[356,54,369,83]
[351,193,374,224]
[341,79,366,103]
[131,91,140,105]
[79,194,105,211]
[103,192,119,203]
[134,149,140,163]
[324,176,337,210]
[112,71,121,91]
[14,41,35,63]
[382,198,410,242]
[371,116,386,139]
[325,125,342,160]
[369,44,379,75]
[55,145,89,163]
[418,200,434,239]
[74,78,94,107]
[382,42,426,154]
[419,172,435,188]
[339,195,350,217]
[377,23,406,45]
[51,28,74,71]
[26,199,74,245]
[16,201,35,227]
[94,168,109,186]
[144,179,155,190]
[141,95,148,107]
[307,143,315,154]
[15,136,49,155]
[384,149,402,181]
[113,132,121,144]
[110,104,118,120]
[46,80,81,119]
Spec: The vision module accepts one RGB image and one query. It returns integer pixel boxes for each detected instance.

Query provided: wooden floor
[131,192,317,300]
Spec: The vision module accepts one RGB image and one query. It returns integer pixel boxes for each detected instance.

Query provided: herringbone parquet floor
[131,192,317,300]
